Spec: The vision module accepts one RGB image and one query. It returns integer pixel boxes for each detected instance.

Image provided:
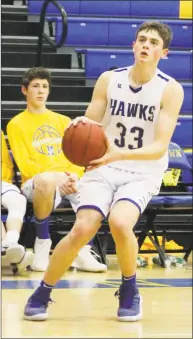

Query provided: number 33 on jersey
[102,66,171,151]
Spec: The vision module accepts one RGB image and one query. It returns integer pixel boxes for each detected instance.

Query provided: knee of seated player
[34,173,56,196]
[70,209,102,243]
[2,191,27,214]
[3,191,27,219]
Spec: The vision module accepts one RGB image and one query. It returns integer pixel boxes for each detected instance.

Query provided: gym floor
[2,254,192,338]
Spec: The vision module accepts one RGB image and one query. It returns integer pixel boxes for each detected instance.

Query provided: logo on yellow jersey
[32,125,62,156]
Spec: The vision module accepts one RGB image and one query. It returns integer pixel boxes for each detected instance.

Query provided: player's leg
[1,184,33,270]
[1,185,27,245]
[21,172,66,271]
[44,209,102,284]
[109,176,160,322]
[1,221,6,241]
[1,221,6,254]
[109,201,141,321]
[67,193,107,273]
[24,208,103,320]
[23,171,113,321]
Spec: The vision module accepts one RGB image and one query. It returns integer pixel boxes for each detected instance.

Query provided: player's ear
[161,48,169,59]
[21,85,27,96]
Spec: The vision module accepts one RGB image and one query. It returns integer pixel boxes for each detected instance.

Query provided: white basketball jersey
[101,66,172,176]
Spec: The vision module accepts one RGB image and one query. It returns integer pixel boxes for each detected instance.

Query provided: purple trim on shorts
[115,198,142,214]
[77,205,106,219]
[1,189,21,197]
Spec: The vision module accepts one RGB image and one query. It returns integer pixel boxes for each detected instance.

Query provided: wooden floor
[2,255,192,338]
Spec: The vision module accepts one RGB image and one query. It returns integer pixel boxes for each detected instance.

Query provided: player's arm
[7,122,45,178]
[1,130,13,170]
[121,80,184,161]
[68,71,112,127]
[84,71,111,122]
[1,130,13,182]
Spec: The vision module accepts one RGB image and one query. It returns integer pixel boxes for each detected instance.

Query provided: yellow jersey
[7,109,84,184]
[1,130,14,183]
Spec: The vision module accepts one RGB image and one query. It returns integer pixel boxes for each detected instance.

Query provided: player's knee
[70,211,101,242]
[108,215,133,240]
[70,223,91,243]
[7,193,27,221]
[34,173,56,196]
[3,191,27,211]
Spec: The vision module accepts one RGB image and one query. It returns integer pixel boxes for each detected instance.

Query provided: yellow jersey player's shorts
[21,173,79,212]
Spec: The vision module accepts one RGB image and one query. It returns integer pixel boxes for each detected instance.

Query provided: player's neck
[129,63,157,87]
[26,103,47,114]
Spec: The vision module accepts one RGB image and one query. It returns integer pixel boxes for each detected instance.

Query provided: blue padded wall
[80,1,130,16]
[28,0,80,15]
[130,0,179,18]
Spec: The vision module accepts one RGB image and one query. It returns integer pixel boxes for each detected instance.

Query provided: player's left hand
[86,139,122,171]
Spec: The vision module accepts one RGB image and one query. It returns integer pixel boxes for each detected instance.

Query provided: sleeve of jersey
[7,122,45,179]
[60,116,85,178]
[1,130,13,183]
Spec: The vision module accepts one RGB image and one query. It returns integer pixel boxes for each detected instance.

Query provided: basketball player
[1,130,34,271]
[7,67,107,273]
[23,22,184,321]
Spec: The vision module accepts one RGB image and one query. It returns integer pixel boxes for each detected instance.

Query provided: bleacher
[27,0,190,18]
[1,0,192,267]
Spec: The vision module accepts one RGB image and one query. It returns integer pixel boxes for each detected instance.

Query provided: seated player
[7,67,107,273]
[1,130,34,272]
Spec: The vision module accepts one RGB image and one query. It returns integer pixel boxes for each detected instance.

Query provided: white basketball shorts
[77,165,163,218]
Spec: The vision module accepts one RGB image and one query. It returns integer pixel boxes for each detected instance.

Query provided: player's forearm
[121,141,167,161]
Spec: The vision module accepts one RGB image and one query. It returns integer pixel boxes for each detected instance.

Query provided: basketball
[62,121,107,167]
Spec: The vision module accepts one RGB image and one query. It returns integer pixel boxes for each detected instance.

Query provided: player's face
[133,29,168,64]
[22,79,49,107]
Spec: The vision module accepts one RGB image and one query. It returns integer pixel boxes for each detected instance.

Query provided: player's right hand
[59,175,77,195]
[65,116,102,130]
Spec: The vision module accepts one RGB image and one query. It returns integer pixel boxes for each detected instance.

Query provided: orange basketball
[62,122,107,167]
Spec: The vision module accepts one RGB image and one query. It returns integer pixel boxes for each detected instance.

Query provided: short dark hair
[22,67,52,89]
[136,21,173,49]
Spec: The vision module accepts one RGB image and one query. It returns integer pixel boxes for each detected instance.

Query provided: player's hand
[65,116,102,131]
[86,139,122,171]
[59,174,78,195]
